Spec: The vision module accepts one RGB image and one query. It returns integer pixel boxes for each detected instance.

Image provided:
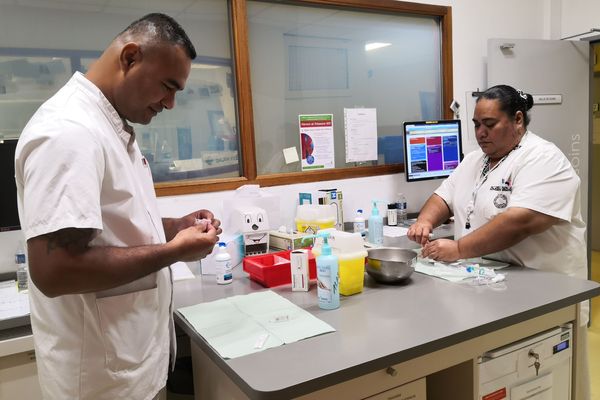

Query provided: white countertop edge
[0,334,34,357]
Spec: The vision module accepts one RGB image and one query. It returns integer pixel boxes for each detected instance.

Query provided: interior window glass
[0,55,72,139]
[247,1,442,175]
[0,0,240,182]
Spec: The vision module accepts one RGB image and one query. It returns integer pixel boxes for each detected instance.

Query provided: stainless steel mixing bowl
[365,248,417,283]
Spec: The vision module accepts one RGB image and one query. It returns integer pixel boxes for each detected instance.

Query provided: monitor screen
[403,120,463,182]
[0,139,21,232]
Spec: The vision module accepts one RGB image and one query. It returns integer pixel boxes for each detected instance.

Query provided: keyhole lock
[528,349,541,376]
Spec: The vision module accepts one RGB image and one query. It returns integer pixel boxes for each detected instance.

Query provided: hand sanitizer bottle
[215,242,233,285]
[314,232,339,310]
[367,200,384,246]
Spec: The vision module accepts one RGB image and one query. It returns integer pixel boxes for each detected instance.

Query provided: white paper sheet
[282,147,300,164]
[414,257,509,282]
[0,280,30,320]
[178,290,335,359]
[383,225,409,237]
[344,108,378,163]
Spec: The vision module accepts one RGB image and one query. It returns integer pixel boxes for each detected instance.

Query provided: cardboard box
[269,230,313,251]
[290,250,310,291]
[200,234,244,275]
[230,206,270,255]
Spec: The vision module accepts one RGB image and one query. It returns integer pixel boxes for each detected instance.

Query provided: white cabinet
[364,377,426,400]
[0,334,42,400]
[0,350,42,399]
[478,326,572,400]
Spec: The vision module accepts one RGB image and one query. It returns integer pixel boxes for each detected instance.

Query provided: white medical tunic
[15,72,173,400]
[435,132,588,321]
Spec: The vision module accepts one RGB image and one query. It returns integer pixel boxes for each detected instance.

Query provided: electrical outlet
[593,103,599,112]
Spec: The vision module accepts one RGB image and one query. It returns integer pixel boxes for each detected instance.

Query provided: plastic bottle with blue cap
[353,209,366,236]
[15,241,28,292]
[215,242,233,285]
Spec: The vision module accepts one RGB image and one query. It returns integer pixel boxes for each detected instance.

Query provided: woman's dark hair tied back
[516,89,534,111]
[477,84,534,127]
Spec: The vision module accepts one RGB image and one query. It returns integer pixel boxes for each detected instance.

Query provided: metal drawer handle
[386,366,398,377]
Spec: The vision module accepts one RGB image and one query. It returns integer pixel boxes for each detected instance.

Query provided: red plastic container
[242,249,317,287]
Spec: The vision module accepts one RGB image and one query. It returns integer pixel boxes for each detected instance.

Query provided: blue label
[15,254,26,264]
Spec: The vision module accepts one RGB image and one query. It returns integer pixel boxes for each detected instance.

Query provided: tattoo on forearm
[44,228,94,255]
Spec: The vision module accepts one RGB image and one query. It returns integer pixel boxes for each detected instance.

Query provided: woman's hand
[421,239,461,262]
[407,221,433,246]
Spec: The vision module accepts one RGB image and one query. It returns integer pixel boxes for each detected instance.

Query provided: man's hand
[169,222,219,261]
[28,207,224,297]
[163,209,222,241]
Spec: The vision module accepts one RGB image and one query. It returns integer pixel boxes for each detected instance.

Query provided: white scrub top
[15,72,173,400]
[435,131,588,322]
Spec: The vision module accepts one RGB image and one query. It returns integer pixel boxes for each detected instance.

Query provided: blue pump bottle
[316,232,340,309]
[367,200,384,246]
[303,232,340,310]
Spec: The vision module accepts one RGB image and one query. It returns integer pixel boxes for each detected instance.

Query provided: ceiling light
[365,42,391,51]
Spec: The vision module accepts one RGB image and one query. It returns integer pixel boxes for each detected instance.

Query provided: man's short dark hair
[119,13,197,59]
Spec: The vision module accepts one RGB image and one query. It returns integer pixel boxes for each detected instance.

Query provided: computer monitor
[0,139,21,232]
[403,120,463,182]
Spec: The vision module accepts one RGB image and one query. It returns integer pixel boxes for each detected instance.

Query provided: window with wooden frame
[158,0,453,196]
[0,0,452,197]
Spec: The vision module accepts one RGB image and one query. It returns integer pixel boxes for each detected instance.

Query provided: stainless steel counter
[174,257,600,399]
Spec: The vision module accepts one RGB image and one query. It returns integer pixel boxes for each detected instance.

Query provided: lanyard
[464,145,521,230]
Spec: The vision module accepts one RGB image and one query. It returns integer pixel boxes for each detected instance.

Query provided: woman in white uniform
[407,84,589,399]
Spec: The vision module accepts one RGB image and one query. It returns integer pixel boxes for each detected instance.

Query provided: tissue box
[269,230,314,251]
[200,234,244,275]
[242,250,316,287]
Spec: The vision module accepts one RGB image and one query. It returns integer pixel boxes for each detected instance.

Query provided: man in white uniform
[407,84,589,399]
[15,14,220,400]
